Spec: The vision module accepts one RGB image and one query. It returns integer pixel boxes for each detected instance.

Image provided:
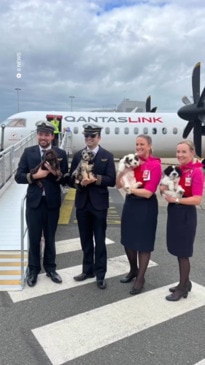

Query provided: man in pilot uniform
[69,124,116,289]
[15,121,69,287]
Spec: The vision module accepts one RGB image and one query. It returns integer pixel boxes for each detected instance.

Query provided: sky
[1,0,205,121]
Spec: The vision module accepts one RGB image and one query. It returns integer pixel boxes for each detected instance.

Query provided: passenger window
[134,127,139,134]
[115,127,120,135]
[152,128,157,135]
[173,127,178,134]
[105,127,110,134]
[124,127,129,135]
[73,127,79,134]
[143,128,148,134]
[162,127,167,134]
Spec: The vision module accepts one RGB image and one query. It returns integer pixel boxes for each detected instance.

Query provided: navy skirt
[121,194,158,252]
[167,203,197,257]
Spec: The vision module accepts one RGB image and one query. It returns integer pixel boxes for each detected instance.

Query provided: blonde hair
[177,140,195,153]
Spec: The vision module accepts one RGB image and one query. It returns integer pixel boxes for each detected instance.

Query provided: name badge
[143,170,150,181]
[185,177,191,186]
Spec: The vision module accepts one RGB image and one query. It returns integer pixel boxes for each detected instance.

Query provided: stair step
[0,251,28,291]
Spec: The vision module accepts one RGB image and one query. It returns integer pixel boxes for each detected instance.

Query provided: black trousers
[26,197,60,274]
[76,202,108,280]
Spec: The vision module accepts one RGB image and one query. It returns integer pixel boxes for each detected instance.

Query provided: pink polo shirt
[134,155,162,193]
[179,161,204,197]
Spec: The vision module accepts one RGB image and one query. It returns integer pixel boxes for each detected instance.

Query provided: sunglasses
[84,133,98,138]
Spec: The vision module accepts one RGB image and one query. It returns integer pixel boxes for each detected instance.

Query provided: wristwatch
[175,198,179,204]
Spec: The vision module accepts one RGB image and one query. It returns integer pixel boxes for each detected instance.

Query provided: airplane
[178,61,205,157]
[0,62,204,158]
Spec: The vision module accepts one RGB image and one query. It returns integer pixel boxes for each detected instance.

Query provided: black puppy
[30,149,62,188]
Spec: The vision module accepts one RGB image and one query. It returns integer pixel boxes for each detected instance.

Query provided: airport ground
[1,159,205,365]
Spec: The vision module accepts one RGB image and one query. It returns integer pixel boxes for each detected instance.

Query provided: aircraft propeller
[145,95,157,112]
[182,96,191,105]
[177,62,205,157]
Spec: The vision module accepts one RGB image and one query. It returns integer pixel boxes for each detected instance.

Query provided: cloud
[0,0,205,120]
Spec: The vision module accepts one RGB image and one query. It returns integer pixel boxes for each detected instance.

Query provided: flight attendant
[116,134,162,295]
[160,140,204,301]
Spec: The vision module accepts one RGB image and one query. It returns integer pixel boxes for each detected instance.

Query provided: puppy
[31,149,62,188]
[118,153,142,194]
[160,165,185,198]
[72,149,95,185]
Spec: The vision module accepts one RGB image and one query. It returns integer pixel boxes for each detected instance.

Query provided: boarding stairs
[0,131,71,291]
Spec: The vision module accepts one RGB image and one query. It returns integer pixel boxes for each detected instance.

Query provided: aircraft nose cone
[177,105,196,120]
[177,107,184,119]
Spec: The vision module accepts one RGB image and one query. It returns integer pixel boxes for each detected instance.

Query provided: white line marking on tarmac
[8,255,157,302]
[32,282,205,365]
[56,237,114,254]
[194,361,205,365]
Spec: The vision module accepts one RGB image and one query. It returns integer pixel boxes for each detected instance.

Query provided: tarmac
[1,159,205,365]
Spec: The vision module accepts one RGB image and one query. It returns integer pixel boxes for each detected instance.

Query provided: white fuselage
[0,110,201,158]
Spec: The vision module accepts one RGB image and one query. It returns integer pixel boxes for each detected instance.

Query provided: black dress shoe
[166,288,188,301]
[169,281,192,293]
[97,279,107,289]
[46,271,62,284]
[120,272,137,283]
[73,273,95,281]
[130,279,145,295]
[27,273,38,287]
[130,286,143,295]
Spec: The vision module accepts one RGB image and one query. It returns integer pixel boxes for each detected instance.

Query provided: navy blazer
[69,146,116,210]
[15,145,68,209]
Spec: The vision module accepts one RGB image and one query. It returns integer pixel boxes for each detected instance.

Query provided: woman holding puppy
[116,134,161,295]
[160,140,204,301]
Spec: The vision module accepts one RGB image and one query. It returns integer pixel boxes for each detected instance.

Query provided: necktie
[41,149,46,161]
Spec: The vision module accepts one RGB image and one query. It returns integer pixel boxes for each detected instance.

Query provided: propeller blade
[182,96,191,105]
[151,107,157,112]
[192,62,200,104]
[193,122,202,157]
[183,120,194,138]
[145,96,151,112]
[197,86,205,108]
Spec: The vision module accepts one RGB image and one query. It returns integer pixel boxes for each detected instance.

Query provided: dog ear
[176,166,182,176]
[124,156,130,165]
[164,166,172,175]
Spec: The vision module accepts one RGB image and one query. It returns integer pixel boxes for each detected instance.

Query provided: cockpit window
[1,118,26,127]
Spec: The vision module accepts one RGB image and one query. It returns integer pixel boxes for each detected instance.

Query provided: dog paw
[124,186,131,194]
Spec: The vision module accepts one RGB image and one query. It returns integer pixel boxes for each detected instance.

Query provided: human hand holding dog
[32,166,50,180]
[164,193,178,204]
[81,176,97,186]
[43,161,62,177]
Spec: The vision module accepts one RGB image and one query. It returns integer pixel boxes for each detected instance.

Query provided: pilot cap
[82,124,103,135]
[35,121,55,134]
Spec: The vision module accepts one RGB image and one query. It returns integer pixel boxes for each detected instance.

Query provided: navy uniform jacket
[15,145,68,209]
[69,146,116,210]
